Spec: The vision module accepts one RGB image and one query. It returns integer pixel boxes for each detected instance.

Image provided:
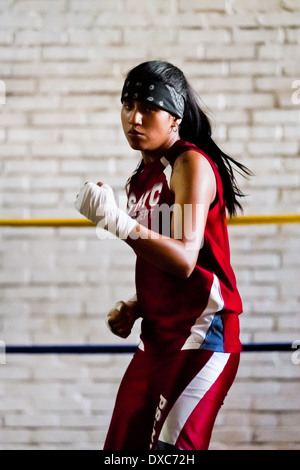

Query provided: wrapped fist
[75,182,137,239]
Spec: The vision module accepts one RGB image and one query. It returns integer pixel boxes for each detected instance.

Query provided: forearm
[126,223,199,279]
[74,170,207,279]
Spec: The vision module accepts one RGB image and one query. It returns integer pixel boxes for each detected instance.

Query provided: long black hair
[124,60,251,217]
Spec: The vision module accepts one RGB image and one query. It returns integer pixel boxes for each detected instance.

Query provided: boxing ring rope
[1,214,300,227]
[4,342,296,354]
[1,214,299,355]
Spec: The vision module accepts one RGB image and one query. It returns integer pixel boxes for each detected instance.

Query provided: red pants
[103,349,240,450]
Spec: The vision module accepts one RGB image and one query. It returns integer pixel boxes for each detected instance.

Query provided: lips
[128,128,143,136]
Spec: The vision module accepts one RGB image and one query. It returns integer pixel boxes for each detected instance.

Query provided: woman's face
[121,100,179,154]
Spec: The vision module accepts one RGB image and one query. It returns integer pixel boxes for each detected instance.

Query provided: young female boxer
[75,61,251,450]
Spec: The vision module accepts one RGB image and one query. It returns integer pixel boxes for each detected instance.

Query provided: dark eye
[123,101,133,111]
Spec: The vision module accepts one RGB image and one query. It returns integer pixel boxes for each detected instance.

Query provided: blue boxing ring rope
[4,342,296,354]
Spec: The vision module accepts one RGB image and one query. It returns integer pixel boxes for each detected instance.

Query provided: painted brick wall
[0,0,300,450]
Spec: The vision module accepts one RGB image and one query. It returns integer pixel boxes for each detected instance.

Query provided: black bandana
[121,78,185,119]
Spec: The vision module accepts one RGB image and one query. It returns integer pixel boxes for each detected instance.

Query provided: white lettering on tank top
[128,182,163,216]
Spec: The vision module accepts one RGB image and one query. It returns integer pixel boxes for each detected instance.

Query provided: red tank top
[126,139,242,353]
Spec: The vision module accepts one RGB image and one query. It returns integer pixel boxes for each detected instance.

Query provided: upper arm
[170,151,216,249]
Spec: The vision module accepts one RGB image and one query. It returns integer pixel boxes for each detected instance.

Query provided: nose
[129,105,143,125]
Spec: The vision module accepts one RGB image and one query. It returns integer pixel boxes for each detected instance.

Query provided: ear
[174,117,182,126]
[170,116,182,134]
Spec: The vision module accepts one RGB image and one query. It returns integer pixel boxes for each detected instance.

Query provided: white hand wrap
[75,182,137,240]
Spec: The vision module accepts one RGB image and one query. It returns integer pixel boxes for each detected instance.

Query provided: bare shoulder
[172,150,215,179]
[170,150,216,203]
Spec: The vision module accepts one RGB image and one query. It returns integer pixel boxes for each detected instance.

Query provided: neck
[141,135,180,165]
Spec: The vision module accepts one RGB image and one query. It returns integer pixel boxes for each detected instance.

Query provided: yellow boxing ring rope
[0,214,300,227]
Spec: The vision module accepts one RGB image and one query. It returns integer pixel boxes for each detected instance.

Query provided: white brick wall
[0,0,300,450]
